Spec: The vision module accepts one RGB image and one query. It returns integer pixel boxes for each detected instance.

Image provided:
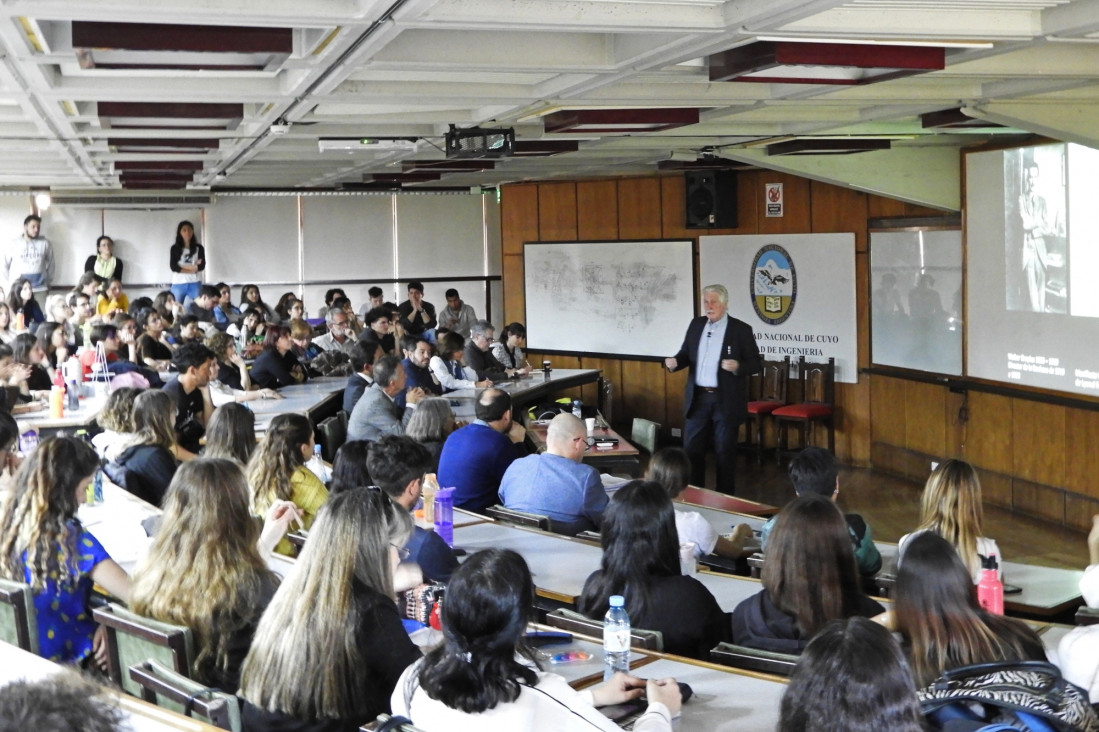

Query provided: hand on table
[730,523,754,545]
[475,379,492,388]
[590,672,646,706]
[646,677,683,717]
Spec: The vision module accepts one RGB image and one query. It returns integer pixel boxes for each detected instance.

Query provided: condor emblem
[751,244,796,325]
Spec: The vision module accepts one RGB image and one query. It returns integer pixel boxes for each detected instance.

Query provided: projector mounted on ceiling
[318,138,419,153]
[445,125,515,159]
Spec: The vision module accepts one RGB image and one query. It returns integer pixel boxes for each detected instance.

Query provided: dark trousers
[683,388,739,495]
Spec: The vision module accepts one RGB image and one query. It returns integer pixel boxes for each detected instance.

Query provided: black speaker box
[684,170,738,229]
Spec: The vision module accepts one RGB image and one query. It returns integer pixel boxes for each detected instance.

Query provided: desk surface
[17,392,107,432]
[246,376,345,431]
[447,368,601,419]
[678,487,778,517]
[526,422,640,459]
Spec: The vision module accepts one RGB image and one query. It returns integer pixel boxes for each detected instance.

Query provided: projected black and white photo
[1005,145,1067,314]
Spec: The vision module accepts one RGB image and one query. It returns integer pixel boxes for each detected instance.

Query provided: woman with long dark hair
[168,220,205,305]
[892,531,1044,689]
[249,324,307,389]
[134,307,174,371]
[12,331,52,394]
[204,403,258,466]
[238,488,421,729]
[394,548,681,730]
[730,493,884,653]
[8,277,44,329]
[779,617,926,732]
[239,284,275,323]
[329,440,373,495]
[578,480,729,659]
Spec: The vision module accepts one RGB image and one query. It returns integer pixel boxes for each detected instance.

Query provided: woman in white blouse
[491,322,531,373]
[430,331,491,391]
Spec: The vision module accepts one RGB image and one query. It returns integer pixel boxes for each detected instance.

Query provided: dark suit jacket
[670,314,762,422]
[343,373,372,414]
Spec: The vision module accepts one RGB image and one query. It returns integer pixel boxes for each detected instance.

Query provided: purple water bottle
[434,487,454,546]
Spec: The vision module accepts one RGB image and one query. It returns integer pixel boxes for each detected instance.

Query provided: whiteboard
[523,240,694,359]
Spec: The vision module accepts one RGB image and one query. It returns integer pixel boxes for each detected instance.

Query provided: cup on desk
[542,360,552,377]
[584,417,596,435]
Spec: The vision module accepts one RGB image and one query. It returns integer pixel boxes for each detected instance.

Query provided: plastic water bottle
[434,487,454,546]
[603,595,631,680]
[306,443,330,483]
[571,399,582,419]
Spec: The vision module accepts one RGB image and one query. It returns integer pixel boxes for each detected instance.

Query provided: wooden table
[525,421,641,476]
[446,368,601,420]
[679,486,778,517]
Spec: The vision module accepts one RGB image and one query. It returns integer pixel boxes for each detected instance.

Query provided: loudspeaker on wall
[684,170,738,229]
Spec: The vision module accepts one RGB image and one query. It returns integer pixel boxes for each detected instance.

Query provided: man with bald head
[498,413,607,536]
[437,387,528,513]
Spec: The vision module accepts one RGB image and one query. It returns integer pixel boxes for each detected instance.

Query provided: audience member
[35,320,68,373]
[4,215,53,295]
[67,291,93,348]
[901,458,1000,582]
[343,341,379,413]
[398,334,441,407]
[0,438,131,665]
[491,321,531,373]
[95,277,128,319]
[238,488,421,729]
[437,287,476,339]
[329,440,373,494]
[8,276,44,327]
[91,387,141,462]
[0,671,124,732]
[84,234,123,286]
[13,331,52,393]
[405,396,455,470]
[314,307,356,355]
[236,306,267,357]
[186,284,219,325]
[164,341,216,454]
[204,402,257,465]
[153,290,181,330]
[213,281,241,325]
[45,294,75,349]
[398,280,437,340]
[647,447,754,559]
[250,324,308,389]
[430,331,489,392]
[247,413,328,555]
[779,617,926,732]
[499,413,606,535]
[393,548,680,730]
[368,435,459,582]
[168,220,205,305]
[273,291,298,323]
[239,283,275,322]
[174,313,202,343]
[129,459,294,691]
[360,305,397,356]
[579,480,729,659]
[892,531,1044,689]
[730,494,884,654]
[466,319,517,381]
[288,318,322,363]
[317,287,346,320]
[134,307,174,371]
[758,447,881,576]
[437,387,526,513]
[347,355,425,442]
[105,390,180,506]
[0,302,15,344]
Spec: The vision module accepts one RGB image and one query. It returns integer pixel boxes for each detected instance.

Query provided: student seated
[900,459,1000,582]
[498,412,607,536]
[249,324,308,390]
[90,386,140,463]
[0,438,131,666]
[647,447,754,559]
[0,671,125,732]
[579,480,730,660]
[129,459,297,692]
[106,390,180,507]
[393,548,681,731]
[405,397,455,471]
[890,531,1045,690]
[1057,514,1099,702]
[730,494,884,654]
[203,402,257,466]
[759,447,881,576]
[238,488,422,730]
[779,617,926,732]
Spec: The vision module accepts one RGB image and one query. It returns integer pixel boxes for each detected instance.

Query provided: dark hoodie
[730,588,884,654]
[105,444,177,507]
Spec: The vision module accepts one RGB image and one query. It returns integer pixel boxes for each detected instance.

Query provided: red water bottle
[977,555,1003,615]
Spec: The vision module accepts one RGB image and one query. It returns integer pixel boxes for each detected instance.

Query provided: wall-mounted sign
[765,182,784,217]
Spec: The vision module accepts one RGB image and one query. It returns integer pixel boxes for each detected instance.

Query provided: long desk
[446,368,601,419]
[246,375,345,431]
[526,420,641,475]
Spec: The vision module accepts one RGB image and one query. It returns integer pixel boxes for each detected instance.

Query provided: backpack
[920,660,1099,732]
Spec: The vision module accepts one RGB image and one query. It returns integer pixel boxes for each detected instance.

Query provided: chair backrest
[0,577,38,653]
[317,415,346,463]
[92,603,194,698]
[630,418,660,454]
[129,660,241,731]
[337,409,349,435]
[711,642,799,676]
[545,608,664,651]
[758,356,791,403]
[485,505,552,531]
[796,356,835,406]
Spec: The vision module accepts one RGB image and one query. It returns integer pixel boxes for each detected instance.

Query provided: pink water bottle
[977,555,1003,615]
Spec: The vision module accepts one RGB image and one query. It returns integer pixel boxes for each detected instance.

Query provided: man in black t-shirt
[164,342,216,454]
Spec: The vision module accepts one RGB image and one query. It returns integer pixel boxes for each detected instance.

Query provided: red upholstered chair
[773,356,835,463]
[739,356,790,464]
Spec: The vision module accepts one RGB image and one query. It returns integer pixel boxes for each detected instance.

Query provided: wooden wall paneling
[537,182,578,241]
[976,468,1014,510]
[965,391,1013,471]
[576,180,619,240]
[946,389,968,458]
[1011,399,1066,488]
[756,172,811,234]
[810,181,869,252]
[617,178,663,240]
[855,252,870,370]
[664,367,688,435]
[866,196,943,219]
[620,359,668,432]
[659,174,694,240]
[1065,493,1099,533]
[578,356,621,409]
[502,254,525,324]
[1065,407,1099,500]
[870,374,907,447]
[904,380,947,458]
[500,184,539,256]
[1012,479,1066,526]
[835,379,871,465]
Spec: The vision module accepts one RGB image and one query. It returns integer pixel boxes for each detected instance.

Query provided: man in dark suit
[665,284,762,494]
[343,341,380,414]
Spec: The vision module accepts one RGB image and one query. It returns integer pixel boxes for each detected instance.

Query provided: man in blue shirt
[367,435,459,582]
[499,413,607,536]
[437,387,527,513]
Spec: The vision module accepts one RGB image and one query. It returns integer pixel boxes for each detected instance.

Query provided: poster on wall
[699,233,858,383]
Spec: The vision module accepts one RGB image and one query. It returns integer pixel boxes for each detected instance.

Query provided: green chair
[129,659,241,731]
[0,577,38,653]
[92,603,194,700]
[710,642,798,676]
[317,415,346,463]
[630,418,660,455]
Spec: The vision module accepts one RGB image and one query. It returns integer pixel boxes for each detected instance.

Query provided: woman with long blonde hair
[130,458,297,691]
[903,458,1000,582]
[238,488,421,729]
[247,412,327,555]
[106,390,179,507]
[0,437,131,666]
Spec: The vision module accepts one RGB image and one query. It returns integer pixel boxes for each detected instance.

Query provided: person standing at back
[168,220,205,305]
[3,215,53,296]
[438,288,476,339]
[665,284,761,495]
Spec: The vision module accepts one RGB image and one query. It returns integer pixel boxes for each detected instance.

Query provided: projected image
[1004,145,1067,314]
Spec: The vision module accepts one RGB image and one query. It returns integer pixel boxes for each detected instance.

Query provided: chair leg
[755,416,765,465]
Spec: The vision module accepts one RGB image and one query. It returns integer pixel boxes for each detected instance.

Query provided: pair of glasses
[391,543,411,561]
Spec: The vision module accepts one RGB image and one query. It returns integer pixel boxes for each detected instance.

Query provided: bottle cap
[609,595,625,607]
